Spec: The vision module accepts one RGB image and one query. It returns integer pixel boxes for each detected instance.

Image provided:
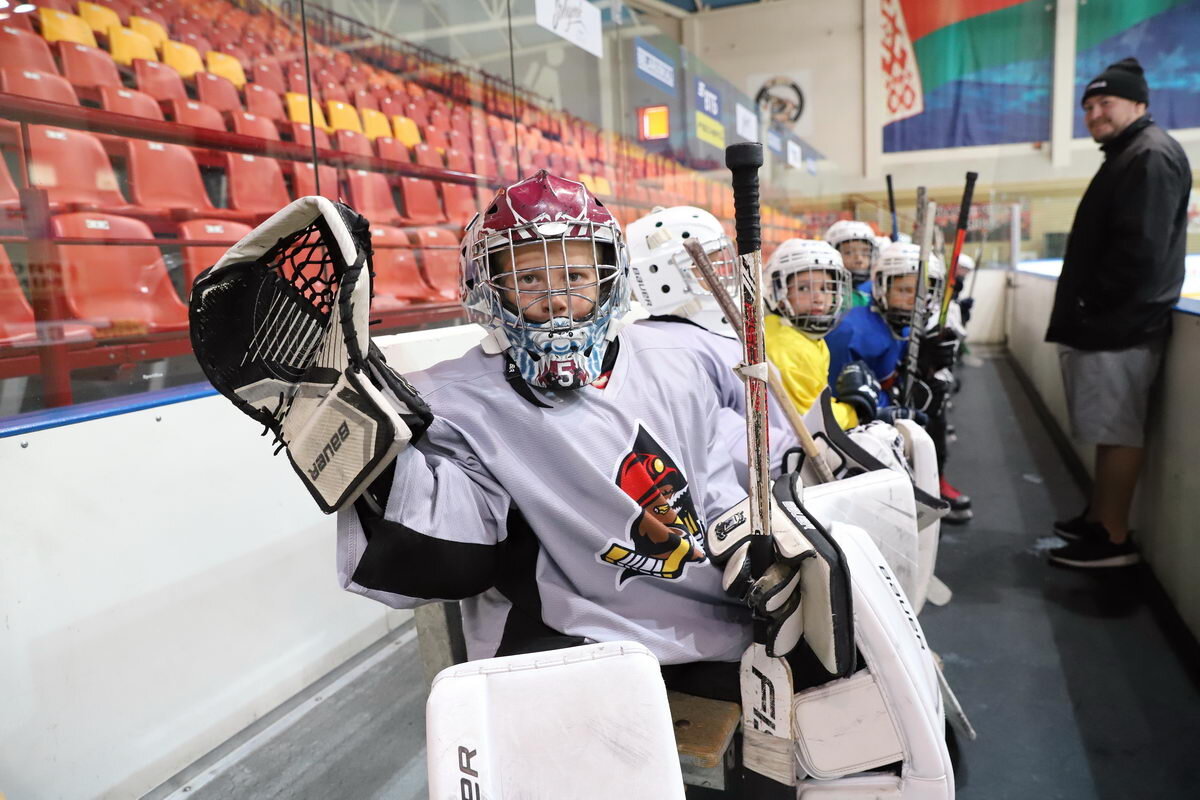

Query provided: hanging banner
[535,0,604,59]
[696,112,726,149]
[786,140,803,169]
[634,37,676,93]
[735,102,758,142]
[766,128,783,154]
[694,77,725,149]
[880,0,923,125]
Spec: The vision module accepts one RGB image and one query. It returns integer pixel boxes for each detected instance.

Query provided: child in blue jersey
[825,241,972,521]
[823,220,879,309]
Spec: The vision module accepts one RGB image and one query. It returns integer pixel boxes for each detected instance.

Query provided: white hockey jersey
[338,324,752,665]
[637,316,800,485]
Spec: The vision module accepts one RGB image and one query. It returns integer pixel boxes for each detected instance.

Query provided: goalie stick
[682,238,836,485]
[937,171,979,328]
[726,142,796,795]
[886,173,899,242]
[900,200,937,408]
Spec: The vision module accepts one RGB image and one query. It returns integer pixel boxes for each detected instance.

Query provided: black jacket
[1046,116,1192,350]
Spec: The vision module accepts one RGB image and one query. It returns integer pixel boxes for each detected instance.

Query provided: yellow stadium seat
[286,92,330,132]
[162,40,204,80]
[593,176,613,196]
[78,1,121,34]
[129,15,168,52]
[577,174,597,193]
[108,27,157,67]
[39,9,97,47]
[325,100,363,134]
[391,115,422,149]
[206,51,246,90]
[360,108,392,141]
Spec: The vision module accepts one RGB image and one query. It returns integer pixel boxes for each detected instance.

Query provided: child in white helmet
[824,220,880,309]
[625,205,799,484]
[761,238,860,429]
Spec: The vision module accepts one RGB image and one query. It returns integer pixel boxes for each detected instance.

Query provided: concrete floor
[153,355,1200,799]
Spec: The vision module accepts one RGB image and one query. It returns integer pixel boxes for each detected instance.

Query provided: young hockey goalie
[824,220,880,309]
[338,172,836,695]
[762,238,861,430]
[824,241,971,521]
[624,205,799,483]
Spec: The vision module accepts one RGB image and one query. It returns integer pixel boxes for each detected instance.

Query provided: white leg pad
[894,420,943,614]
[425,641,685,799]
[790,523,953,799]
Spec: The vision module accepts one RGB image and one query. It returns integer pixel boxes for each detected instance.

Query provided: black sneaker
[1047,537,1139,569]
[1053,513,1107,542]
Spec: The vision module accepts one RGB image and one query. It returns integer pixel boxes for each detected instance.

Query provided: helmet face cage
[834,239,877,283]
[625,206,738,319]
[677,233,738,299]
[873,245,946,336]
[771,262,852,337]
[824,220,878,284]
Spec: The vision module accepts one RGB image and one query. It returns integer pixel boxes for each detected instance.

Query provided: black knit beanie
[1081,57,1149,106]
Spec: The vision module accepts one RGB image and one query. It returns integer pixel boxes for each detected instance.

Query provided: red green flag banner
[882,0,1054,152]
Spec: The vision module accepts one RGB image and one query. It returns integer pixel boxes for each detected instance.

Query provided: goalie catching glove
[189,196,432,513]
[707,474,856,677]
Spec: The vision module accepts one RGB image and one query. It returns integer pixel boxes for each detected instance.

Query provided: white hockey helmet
[874,234,893,253]
[625,205,737,333]
[765,238,851,338]
[823,220,878,283]
[871,242,946,336]
[952,252,975,274]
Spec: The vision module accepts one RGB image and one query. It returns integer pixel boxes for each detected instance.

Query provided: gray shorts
[1057,342,1165,447]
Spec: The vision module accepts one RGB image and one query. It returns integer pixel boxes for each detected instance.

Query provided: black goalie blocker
[189,197,431,513]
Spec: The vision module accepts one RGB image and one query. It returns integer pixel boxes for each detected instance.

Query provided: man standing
[1046,58,1192,568]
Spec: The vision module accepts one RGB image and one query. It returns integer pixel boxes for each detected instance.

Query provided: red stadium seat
[224,152,290,217]
[170,99,226,130]
[0,246,95,348]
[58,42,122,90]
[397,177,447,227]
[473,149,497,182]
[287,71,319,99]
[414,226,459,301]
[0,25,59,75]
[245,83,286,122]
[413,142,443,169]
[334,129,371,157]
[135,58,187,102]
[177,31,212,58]
[177,218,252,285]
[287,122,329,150]
[345,169,403,226]
[196,71,243,113]
[442,180,477,228]
[375,137,410,163]
[231,111,280,141]
[368,225,436,308]
[126,139,251,221]
[351,87,378,112]
[0,69,79,105]
[248,61,286,94]
[291,162,339,202]
[0,157,21,228]
[50,212,188,333]
[445,147,471,173]
[423,126,449,154]
[99,86,164,120]
[28,125,134,214]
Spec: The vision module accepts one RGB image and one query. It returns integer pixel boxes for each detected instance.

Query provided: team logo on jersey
[599,424,706,585]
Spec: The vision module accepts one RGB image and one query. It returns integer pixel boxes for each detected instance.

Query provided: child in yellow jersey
[763,239,860,429]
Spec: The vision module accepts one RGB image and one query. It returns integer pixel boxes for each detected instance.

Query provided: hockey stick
[914,185,927,241]
[683,239,836,485]
[725,142,796,795]
[937,171,979,328]
[900,200,937,407]
[886,174,899,242]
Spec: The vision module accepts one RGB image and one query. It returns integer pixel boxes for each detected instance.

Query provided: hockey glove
[904,375,949,418]
[835,360,881,422]
[877,405,928,427]
[917,328,959,373]
[190,196,432,513]
[958,297,974,324]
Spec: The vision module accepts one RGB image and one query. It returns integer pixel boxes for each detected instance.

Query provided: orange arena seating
[413,142,443,169]
[162,40,205,80]
[397,177,447,226]
[39,9,97,48]
[50,212,189,334]
[178,218,253,285]
[134,58,187,101]
[171,99,226,130]
[345,169,403,226]
[334,130,372,157]
[375,137,409,163]
[0,246,94,348]
[126,139,251,221]
[58,42,122,91]
[249,61,286,95]
[107,26,158,67]
[78,1,122,34]
[0,69,79,105]
[414,227,459,301]
[205,51,246,89]
[369,225,438,307]
[100,86,164,120]
[245,83,286,121]
[0,25,60,74]
[291,162,340,202]
[28,125,135,214]
[196,71,243,113]
[289,123,331,149]
[224,152,290,217]
[231,111,281,140]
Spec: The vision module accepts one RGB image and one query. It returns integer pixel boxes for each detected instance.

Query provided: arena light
[637,105,669,141]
